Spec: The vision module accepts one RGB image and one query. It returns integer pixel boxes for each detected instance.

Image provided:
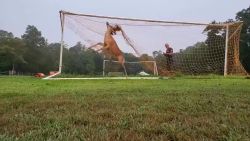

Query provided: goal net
[103,60,158,77]
[44,11,248,79]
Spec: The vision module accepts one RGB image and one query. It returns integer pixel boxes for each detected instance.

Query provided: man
[163,43,173,71]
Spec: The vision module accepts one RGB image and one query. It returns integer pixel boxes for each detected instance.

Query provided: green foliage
[0,34,26,72]
[63,42,103,74]
[124,53,139,62]
[0,26,104,75]
[0,30,13,42]
[174,40,224,74]
[20,25,51,73]
[236,6,250,72]
[21,25,46,48]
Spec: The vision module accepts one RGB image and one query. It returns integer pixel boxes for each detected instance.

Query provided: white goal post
[103,60,158,76]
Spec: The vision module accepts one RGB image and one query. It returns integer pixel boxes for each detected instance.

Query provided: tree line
[0,25,153,75]
[0,25,101,75]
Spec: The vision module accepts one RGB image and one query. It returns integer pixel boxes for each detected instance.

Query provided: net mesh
[60,11,247,76]
[103,60,158,76]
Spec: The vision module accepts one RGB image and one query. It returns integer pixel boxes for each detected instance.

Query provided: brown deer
[89,22,127,76]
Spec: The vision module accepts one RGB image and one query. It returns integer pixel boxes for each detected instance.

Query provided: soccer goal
[43,10,247,79]
[103,60,158,77]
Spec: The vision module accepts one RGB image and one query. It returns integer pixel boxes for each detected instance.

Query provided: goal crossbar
[59,10,240,27]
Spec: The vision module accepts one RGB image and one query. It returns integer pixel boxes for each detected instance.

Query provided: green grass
[0,76,249,141]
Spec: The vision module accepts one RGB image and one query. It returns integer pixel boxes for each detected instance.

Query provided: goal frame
[43,10,243,79]
[103,60,158,77]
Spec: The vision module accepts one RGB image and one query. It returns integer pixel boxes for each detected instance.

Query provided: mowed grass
[0,76,249,141]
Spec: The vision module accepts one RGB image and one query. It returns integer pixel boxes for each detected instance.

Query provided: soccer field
[0,76,249,140]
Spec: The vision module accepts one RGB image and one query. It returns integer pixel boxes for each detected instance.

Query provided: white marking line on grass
[43,77,165,80]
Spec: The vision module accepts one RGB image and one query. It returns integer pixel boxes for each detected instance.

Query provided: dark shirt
[165,47,173,57]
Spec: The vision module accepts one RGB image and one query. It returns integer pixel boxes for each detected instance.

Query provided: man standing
[163,43,173,71]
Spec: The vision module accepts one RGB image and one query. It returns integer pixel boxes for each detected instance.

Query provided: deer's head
[106,22,121,35]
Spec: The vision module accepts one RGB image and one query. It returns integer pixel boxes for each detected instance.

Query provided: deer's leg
[102,45,111,60]
[118,55,127,77]
[122,63,127,77]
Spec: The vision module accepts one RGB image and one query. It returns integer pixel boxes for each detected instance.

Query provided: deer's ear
[106,22,109,26]
[116,25,122,30]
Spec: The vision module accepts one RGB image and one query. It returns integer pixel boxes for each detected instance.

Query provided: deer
[89,22,127,76]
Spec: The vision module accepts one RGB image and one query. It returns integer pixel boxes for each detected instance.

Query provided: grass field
[0,76,249,141]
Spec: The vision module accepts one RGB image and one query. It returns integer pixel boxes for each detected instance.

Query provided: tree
[0,31,26,73]
[62,42,103,75]
[0,30,14,42]
[47,43,61,70]
[20,25,50,73]
[21,25,46,48]
[236,6,250,72]
[124,53,138,62]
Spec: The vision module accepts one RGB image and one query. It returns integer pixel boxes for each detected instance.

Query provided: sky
[0,0,249,53]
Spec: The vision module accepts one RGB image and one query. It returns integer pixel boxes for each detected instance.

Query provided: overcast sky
[0,0,249,52]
